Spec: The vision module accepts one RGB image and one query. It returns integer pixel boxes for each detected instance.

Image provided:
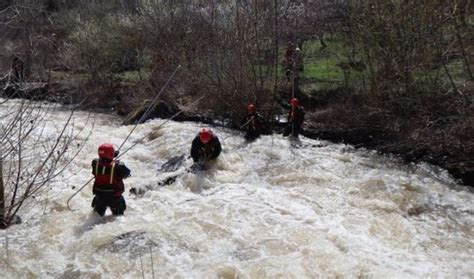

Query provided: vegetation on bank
[0,0,472,186]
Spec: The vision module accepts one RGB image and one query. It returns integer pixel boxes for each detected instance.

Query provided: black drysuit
[283,105,305,138]
[241,112,265,141]
[190,135,221,163]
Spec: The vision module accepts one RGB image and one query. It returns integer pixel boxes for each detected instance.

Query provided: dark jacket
[190,135,221,163]
[241,112,265,137]
[281,103,305,137]
[288,105,305,127]
[92,158,131,197]
[283,47,303,72]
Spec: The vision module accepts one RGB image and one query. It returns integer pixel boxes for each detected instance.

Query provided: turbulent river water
[0,100,473,278]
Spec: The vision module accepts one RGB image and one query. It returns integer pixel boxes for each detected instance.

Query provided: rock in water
[160,154,186,172]
[106,230,158,258]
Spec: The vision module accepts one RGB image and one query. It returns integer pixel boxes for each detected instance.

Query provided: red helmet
[290,98,300,107]
[199,128,213,144]
[98,143,115,160]
[247,103,256,113]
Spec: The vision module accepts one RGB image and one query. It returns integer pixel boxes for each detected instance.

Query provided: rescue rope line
[221,115,255,142]
[149,246,155,279]
[240,115,255,130]
[67,96,203,210]
[118,64,182,151]
[66,65,182,210]
[292,64,295,137]
[120,95,205,155]
[66,178,93,210]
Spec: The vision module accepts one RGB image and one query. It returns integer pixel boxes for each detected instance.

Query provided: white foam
[0,99,473,277]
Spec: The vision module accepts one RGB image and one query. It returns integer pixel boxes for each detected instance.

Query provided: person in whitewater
[241,103,265,141]
[91,143,131,216]
[190,128,221,166]
[283,98,305,138]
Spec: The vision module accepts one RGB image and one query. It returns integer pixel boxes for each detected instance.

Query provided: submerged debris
[106,230,159,258]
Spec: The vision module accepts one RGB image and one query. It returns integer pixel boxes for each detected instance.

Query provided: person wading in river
[91,143,131,216]
[241,103,265,141]
[190,128,221,166]
[283,98,305,138]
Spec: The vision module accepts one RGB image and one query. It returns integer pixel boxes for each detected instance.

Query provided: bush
[60,11,141,95]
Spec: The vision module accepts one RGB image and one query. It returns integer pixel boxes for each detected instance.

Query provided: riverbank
[301,88,473,187]
[126,85,474,188]
[4,80,472,188]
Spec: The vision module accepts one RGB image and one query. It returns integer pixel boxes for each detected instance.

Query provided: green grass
[49,69,152,87]
[50,71,88,84]
[301,37,472,94]
[303,59,344,81]
[414,59,471,89]
[444,60,471,88]
[302,39,346,81]
[300,38,359,92]
[120,70,151,84]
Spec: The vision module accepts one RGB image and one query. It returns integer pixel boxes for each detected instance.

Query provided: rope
[118,65,181,151]
[119,95,205,156]
[292,64,295,137]
[66,65,182,210]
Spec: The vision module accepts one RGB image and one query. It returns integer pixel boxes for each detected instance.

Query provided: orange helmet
[247,103,256,113]
[199,128,213,144]
[98,143,115,160]
[290,98,300,107]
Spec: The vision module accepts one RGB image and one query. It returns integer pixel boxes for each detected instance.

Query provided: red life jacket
[288,106,296,121]
[93,159,119,193]
[288,106,304,123]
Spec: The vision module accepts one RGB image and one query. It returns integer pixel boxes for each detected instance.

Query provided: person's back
[91,143,130,216]
[92,158,130,194]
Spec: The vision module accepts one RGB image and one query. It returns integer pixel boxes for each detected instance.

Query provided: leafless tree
[344,0,472,96]
[0,98,92,229]
[0,1,92,229]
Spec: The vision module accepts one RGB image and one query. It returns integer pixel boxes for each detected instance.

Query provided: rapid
[0,100,473,278]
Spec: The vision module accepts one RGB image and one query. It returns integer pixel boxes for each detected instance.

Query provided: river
[0,100,473,278]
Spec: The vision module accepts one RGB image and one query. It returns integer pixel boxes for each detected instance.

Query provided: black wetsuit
[241,112,265,141]
[190,135,222,163]
[283,105,305,138]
